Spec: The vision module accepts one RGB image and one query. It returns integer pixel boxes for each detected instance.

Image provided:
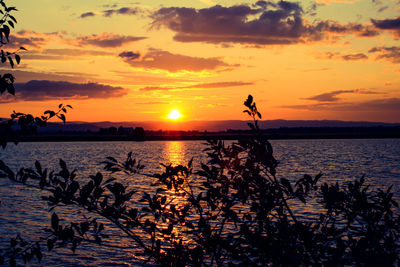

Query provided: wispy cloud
[7,30,61,49]
[281,97,400,121]
[140,81,253,91]
[103,7,141,17]
[119,48,232,73]
[304,89,384,102]
[2,80,127,102]
[369,46,400,63]
[22,48,113,61]
[79,6,142,19]
[282,98,400,113]
[318,51,368,61]
[74,33,146,48]
[79,12,96,18]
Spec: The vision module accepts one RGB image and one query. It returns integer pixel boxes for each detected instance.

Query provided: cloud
[6,30,61,49]
[318,51,368,61]
[282,98,400,114]
[140,81,253,91]
[371,16,400,30]
[75,33,146,48]
[3,80,127,102]
[119,51,140,60]
[316,0,360,4]
[22,48,113,61]
[305,90,355,102]
[103,7,140,17]
[305,89,384,102]
[371,16,400,36]
[377,6,388,13]
[342,53,368,60]
[150,2,378,45]
[134,101,168,105]
[79,12,96,18]
[368,46,400,63]
[119,49,231,72]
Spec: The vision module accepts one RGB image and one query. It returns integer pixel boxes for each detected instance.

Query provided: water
[0,139,399,266]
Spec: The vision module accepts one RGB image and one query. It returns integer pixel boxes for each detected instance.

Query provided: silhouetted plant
[0,0,71,149]
[0,1,71,265]
[1,95,399,266]
[0,1,398,265]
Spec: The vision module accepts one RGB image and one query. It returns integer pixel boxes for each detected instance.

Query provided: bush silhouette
[0,0,398,265]
[0,95,399,266]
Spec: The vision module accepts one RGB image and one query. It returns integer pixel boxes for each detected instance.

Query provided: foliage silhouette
[0,0,398,265]
[0,95,399,266]
[0,0,71,149]
[0,0,71,264]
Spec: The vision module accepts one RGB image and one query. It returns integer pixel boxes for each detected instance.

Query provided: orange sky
[0,0,399,123]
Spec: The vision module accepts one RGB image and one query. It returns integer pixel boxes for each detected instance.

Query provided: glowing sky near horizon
[0,0,399,123]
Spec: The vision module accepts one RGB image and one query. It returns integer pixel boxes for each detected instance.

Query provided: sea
[0,139,399,266]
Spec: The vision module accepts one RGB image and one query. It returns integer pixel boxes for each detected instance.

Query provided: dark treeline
[6,125,400,142]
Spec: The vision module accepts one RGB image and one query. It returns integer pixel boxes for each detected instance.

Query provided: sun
[167,109,183,120]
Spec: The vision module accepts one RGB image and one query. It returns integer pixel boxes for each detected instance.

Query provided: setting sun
[167,109,183,120]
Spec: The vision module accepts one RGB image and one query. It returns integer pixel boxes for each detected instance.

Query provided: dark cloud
[22,48,113,61]
[75,33,146,47]
[79,12,96,18]
[305,90,355,102]
[3,80,127,102]
[378,6,388,13]
[119,49,231,72]
[369,46,400,63]
[0,70,95,83]
[103,7,140,17]
[44,48,113,56]
[135,101,168,105]
[318,51,368,61]
[342,53,368,61]
[6,30,61,49]
[371,16,400,30]
[140,81,253,91]
[281,98,400,119]
[151,3,378,45]
[305,89,384,102]
[119,51,140,60]
[371,16,400,37]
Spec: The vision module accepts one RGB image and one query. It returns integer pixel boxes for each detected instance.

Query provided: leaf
[2,25,9,40]
[8,56,14,68]
[35,160,42,174]
[59,159,67,170]
[14,54,20,64]
[281,178,293,194]
[7,84,14,95]
[57,114,66,123]
[19,46,27,51]
[9,15,16,23]
[247,123,255,131]
[44,110,55,118]
[51,212,59,231]
[47,239,55,251]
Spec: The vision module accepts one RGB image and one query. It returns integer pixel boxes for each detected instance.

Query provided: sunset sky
[0,0,400,123]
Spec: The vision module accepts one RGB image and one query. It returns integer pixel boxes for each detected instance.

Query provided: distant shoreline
[12,132,400,142]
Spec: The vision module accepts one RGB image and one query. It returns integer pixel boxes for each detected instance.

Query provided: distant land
[35,119,400,133]
[3,119,399,142]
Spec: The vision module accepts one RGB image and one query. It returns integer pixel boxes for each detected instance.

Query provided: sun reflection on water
[165,141,186,166]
